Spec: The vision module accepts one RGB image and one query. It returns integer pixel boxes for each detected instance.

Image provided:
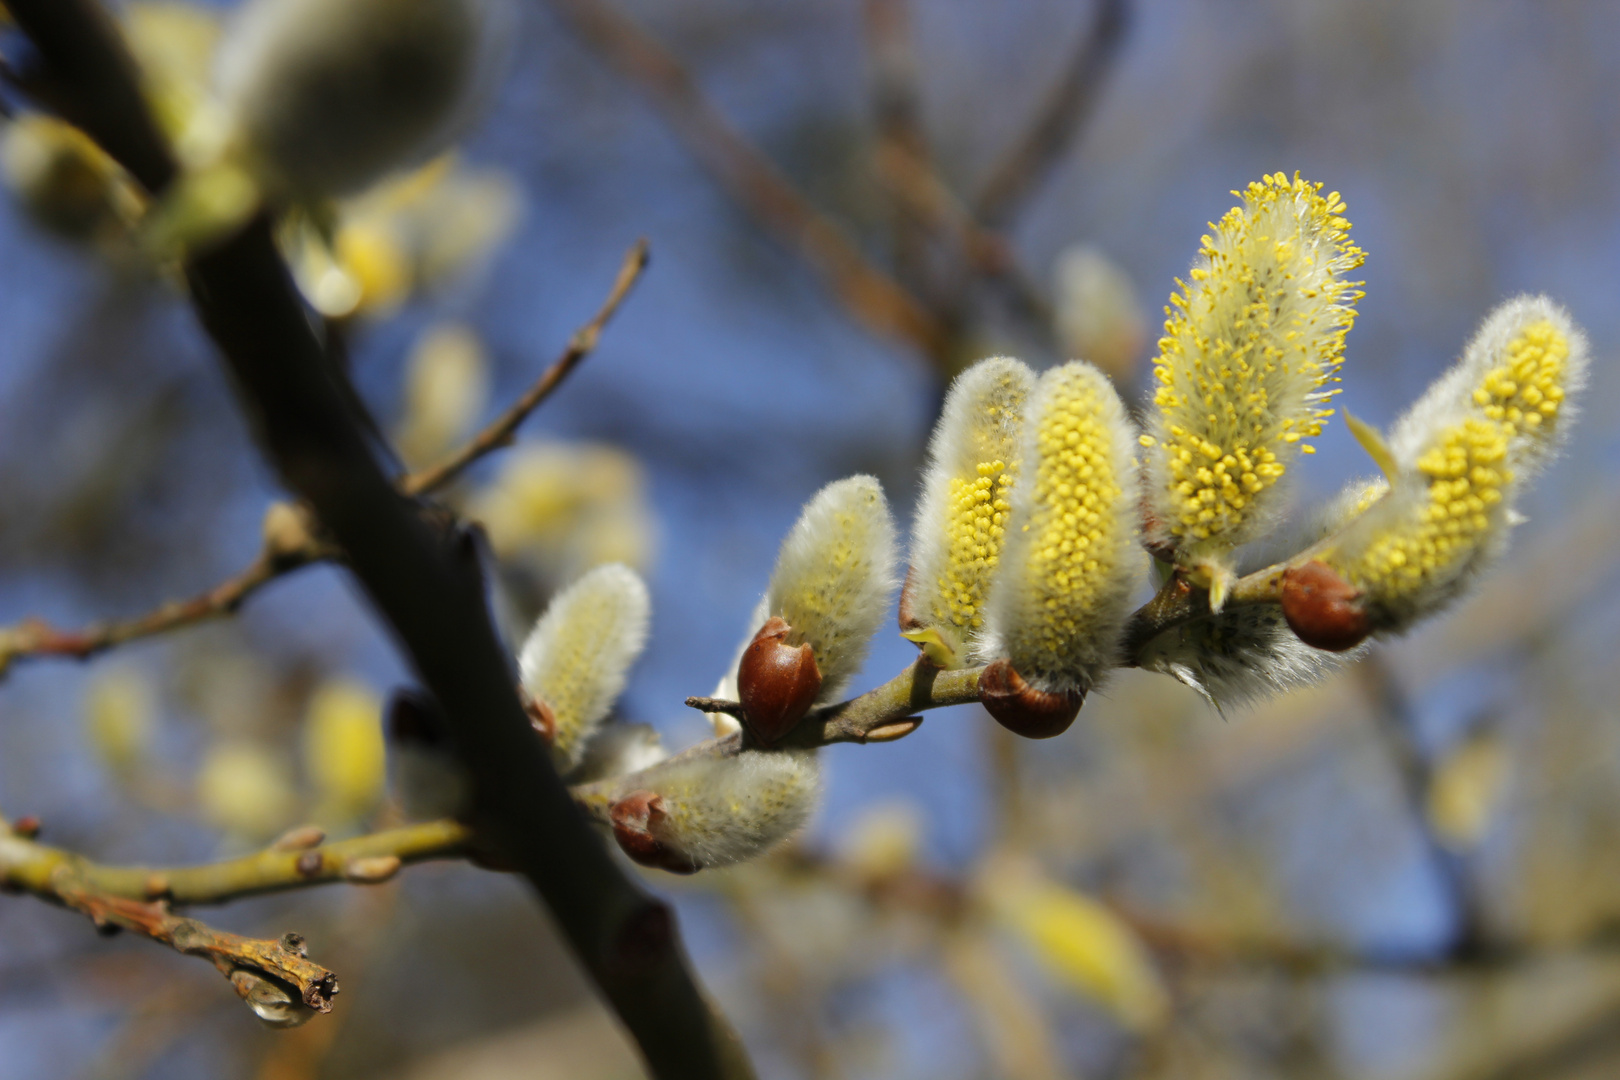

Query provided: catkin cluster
[400,175,1589,877]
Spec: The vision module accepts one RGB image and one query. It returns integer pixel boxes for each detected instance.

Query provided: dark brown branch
[973,0,1129,226]
[544,0,950,366]
[6,3,751,1076]
[400,238,649,495]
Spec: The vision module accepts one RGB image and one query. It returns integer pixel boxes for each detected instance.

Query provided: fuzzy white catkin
[518,563,649,772]
[625,750,820,869]
[982,361,1141,693]
[763,476,899,702]
[906,357,1034,667]
[216,0,502,196]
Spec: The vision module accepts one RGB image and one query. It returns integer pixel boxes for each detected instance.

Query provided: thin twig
[400,238,650,495]
[0,818,471,906]
[0,241,646,678]
[0,547,299,678]
[544,0,950,365]
[973,0,1129,226]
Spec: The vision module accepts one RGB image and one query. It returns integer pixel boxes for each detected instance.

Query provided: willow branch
[0,819,471,906]
[973,0,1129,226]
[575,662,982,820]
[400,238,649,495]
[7,3,751,1075]
[1,821,339,1016]
[544,0,949,365]
[0,547,297,678]
[0,239,644,679]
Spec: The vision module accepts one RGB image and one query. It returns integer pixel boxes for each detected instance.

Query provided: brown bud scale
[1280,560,1371,652]
[897,565,924,631]
[609,791,700,874]
[523,690,557,744]
[977,659,1084,739]
[737,616,822,747]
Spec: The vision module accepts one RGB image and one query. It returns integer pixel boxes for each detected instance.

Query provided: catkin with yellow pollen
[1320,297,1588,634]
[982,361,1140,693]
[1142,172,1365,573]
[1391,295,1587,479]
[903,357,1034,667]
[1327,417,1511,628]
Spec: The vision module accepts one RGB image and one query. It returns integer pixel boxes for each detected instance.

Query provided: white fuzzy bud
[759,476,899,702]
[1052,245,1148,384]
[518,563,650,772]
[609,750,820,873]
[216,0,503,197]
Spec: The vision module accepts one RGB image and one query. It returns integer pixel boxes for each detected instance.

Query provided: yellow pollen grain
[1151,172,1364,545]
[932,460,1013,630]
[1472,319,1568,444]
[1337,417,1510,599]
[1020,380,1123,670]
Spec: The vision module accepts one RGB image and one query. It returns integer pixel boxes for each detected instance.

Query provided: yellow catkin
[1473,319,1568,444]
[934,460,1014,631]
[1145,173,1364,554]
[987,362,1138,692]
[907,356,1032,667]
[1336,417,1509,602]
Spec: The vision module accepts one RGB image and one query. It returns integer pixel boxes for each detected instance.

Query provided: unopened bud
[11,815,41,840]
[737,616,822,746]
[609,791,699,875]
[261,501,316,561]
[270,825,326,852]
[1280,560,1370,652]
[522,689,557,743]
[977,660,1083,740]
[343,854,402,883]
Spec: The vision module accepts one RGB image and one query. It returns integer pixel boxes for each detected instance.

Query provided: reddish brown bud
[1280,560,1371,652]
[737,616,822,746]
[977,660,1084,739]
[897,566,924,631]
[11,815,40,839]
[523,689,557,744]
[295,852,325,878]
[610,791,700,874]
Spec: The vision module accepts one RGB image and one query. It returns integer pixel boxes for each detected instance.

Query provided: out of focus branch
[0,819,470,906]
[0,547,300,678]
[400,238,650,495]
[0,239,645,678]
[973,0,1129,226]
[7,3,751,1076]
[1,817,338,1019]
[544,0,951,365]
[1354,652,1490,957]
